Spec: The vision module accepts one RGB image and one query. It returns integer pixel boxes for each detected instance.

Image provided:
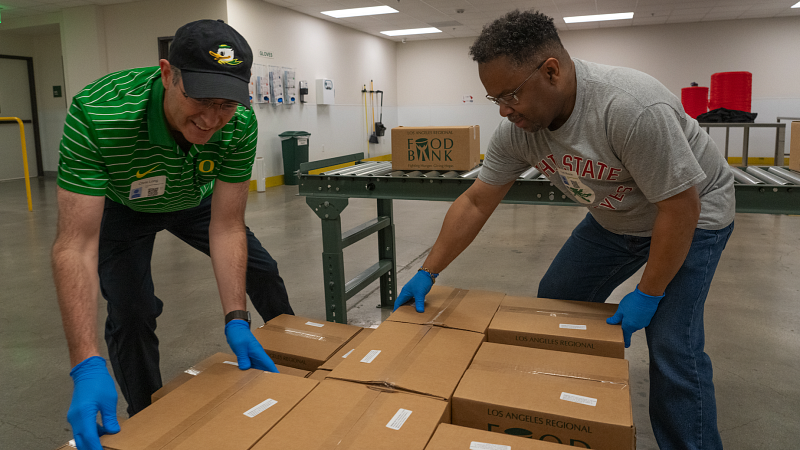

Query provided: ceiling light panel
[564,12,635,23]
[380,27,442,36]
[321,6,398,18]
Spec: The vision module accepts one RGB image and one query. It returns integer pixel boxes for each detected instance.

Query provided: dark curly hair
[469,10,564,68]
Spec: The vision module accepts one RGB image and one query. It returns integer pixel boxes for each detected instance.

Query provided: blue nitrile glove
[393,270,435,313]
[225,320,279,373]
[68,356,121,450]
[606,286,665,348]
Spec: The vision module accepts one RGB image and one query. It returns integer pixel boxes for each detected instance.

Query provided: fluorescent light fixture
[381,27,442,36]
[564,12,634,23]
[793,1,800,8]
[321,6,398,18]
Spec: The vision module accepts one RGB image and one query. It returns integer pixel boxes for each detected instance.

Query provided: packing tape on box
[316,387,383,450]
[497,306,612,322]
[261,324,348,345]
[378,325,439,393]
[468,359,629,388]
[425,288,469,326]
[142,369,262,450]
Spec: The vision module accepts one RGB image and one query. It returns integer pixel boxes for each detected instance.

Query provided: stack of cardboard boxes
[59,285,634,450]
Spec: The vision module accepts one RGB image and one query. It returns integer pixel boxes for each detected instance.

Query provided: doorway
[0,55,43,181]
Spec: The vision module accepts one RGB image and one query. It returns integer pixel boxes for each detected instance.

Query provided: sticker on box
[386,408,412,430]
[361,350,381,363]
[342,349,354,358]
[244,398,278,418]
[559,324,587,330]
[305,321,324,327]
[470,442,511,450]
[560,392,597,407]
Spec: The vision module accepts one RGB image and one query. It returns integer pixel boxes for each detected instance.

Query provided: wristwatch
[225,310,251,328]
[418,267,439,285]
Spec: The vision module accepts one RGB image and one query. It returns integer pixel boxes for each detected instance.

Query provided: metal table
[299,153,800,323]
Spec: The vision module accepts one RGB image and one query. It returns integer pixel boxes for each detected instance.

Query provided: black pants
[98,195,292,416]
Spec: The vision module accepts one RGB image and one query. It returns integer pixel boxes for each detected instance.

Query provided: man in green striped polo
[51,20,292,450]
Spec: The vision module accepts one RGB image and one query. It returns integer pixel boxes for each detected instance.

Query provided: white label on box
[560,392,597,407]
[342,349,354,358]
[223,360,239,366]
[244,398,278,418]
[184,368,201,376]
[559,323,587,330]
[361,350,381,363]
[470,442,511,450]
[386,408,412,430]
[305,321,324,327]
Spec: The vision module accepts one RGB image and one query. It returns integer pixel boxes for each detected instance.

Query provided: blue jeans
[98,195,293,416]
[538,213,733,450]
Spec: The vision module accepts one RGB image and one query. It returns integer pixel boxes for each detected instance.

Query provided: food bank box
[425,423,570,450]
[391,126,480,171]
[488,296,624,358]
[387,285,505,334]
[318,327,374,371]
[101,363,318,450]
[327,321,485,401]
[252,314,363,371]
[791,122,800,172]
[253,379,448,450]
[151,352,310,403]
[452,343,633,450]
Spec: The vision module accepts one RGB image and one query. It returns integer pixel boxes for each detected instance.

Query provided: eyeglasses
[179,85,240,113]
[485,58,548,106]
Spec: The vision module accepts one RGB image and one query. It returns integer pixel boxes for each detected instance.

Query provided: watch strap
[225,310,251,327]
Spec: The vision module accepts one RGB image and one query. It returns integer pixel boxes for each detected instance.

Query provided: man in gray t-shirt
[394,10,733,450]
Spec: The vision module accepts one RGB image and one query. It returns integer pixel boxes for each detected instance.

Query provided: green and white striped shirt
[57,66,257,213]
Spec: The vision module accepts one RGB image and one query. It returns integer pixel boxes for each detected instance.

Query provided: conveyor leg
[308,197,350,323]
[377,199,397,309]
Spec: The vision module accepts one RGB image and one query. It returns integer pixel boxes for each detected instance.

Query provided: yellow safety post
[0,117,33,211]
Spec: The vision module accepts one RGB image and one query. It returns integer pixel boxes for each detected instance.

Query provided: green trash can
[278,131,310,185]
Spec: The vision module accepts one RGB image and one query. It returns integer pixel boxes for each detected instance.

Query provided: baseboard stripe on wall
[249,175,285,191]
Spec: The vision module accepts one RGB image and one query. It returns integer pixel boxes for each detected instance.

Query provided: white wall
[397,16,800,159]
[227,0,397,178]
[32,32,68,172]
[102,0,227,73]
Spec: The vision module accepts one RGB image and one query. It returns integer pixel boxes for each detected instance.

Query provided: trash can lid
[278,131,311,137]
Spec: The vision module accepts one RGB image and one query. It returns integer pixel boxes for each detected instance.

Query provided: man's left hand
[606,286,664,348]
[224,320,279,373]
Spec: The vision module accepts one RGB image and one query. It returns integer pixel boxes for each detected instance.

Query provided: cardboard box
[318,327,374,371]
[101,363,318,450]
[151,352,310,403]
[391,126,480,171]
[425,423,570,450]
[452,343,633,450]
[253,379,448,450]
[252,314,363,371]
[488,296,624,358]
[387,285,504,334]
[790,121,800,172]
[327,321,484,401]
[308,369,331,381]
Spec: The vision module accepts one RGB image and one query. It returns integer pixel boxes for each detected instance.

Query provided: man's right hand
[393,270,435,313]
[68,356,120,450]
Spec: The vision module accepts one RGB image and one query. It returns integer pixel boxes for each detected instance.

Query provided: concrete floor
[1,175,799,449]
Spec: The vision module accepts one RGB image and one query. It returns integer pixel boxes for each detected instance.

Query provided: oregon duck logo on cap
[209,44,243,66]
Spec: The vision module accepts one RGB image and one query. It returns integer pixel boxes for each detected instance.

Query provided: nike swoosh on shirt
[136,164,161,178]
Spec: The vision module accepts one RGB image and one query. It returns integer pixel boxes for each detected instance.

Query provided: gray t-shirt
[479,58,735,236]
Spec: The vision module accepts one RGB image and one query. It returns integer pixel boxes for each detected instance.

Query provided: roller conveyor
[297,153,800,324]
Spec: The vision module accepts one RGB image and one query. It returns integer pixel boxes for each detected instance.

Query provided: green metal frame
[299,155,800,323]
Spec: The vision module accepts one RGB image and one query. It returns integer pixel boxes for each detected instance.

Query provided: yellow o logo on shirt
[198,160,215,173]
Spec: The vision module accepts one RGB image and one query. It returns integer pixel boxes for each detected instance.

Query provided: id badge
[129,176,166,200]
[557,168,595,204]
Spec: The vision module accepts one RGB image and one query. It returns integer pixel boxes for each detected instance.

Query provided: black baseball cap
[169,19,252,108]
